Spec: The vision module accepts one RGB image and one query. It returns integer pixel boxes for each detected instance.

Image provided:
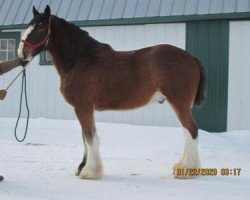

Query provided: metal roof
[0,0,250,26]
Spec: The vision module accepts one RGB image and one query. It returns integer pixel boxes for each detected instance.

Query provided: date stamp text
[176,168,241,176]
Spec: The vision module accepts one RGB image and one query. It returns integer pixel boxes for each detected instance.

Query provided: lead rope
[14,69,30,142]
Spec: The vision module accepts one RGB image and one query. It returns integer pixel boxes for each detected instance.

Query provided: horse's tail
[194,57,206,106]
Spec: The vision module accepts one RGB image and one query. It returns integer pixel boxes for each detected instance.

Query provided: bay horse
[18,5,205,179]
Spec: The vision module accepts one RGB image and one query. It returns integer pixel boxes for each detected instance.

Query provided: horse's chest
[60,82,75,105]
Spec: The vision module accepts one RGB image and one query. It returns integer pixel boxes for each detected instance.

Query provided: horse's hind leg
[74,106,103,179]
[171,105,200,179]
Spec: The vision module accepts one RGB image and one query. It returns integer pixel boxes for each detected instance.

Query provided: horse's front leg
[74,106,103,179]
[75,136,87,176]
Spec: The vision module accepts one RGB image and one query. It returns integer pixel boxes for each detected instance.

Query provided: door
[186,21,229,132]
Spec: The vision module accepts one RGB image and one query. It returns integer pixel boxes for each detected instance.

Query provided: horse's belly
[95,91,165,111]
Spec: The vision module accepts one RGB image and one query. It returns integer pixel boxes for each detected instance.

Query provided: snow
[0,117,249,200]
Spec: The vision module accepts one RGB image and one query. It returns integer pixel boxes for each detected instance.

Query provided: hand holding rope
[0,58,30,142]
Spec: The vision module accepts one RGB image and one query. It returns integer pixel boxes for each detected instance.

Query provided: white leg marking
[18,25,35,59]
[173,129,200,179]
[79,135,103,179]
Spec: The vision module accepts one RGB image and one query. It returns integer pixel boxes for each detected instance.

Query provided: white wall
[0,23,186,127]
[228,21,250,130]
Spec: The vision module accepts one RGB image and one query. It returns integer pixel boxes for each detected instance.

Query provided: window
[0,39,15,60]
[0,32,20,61]
[40,51,52,65]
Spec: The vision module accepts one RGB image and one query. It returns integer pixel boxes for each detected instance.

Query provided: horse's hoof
[172,161,200,179]
[78,164,103,180]
[75,169,80,176]
[173,162,191,179]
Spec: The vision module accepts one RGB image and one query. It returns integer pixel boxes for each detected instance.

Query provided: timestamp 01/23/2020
[176,168,242,176]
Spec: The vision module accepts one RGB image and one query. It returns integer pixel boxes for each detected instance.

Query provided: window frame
[0,31,20,61]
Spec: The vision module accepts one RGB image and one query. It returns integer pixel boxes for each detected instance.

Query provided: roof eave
[1,12,250,30]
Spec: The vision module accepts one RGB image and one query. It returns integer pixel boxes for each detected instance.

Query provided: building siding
[228,21,250,130]
[186,21,229,132]
[0,0,248,131]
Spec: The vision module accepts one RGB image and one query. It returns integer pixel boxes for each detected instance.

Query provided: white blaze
[18,25,35,59]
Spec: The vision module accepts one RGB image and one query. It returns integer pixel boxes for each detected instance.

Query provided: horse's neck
[48,29,75,73]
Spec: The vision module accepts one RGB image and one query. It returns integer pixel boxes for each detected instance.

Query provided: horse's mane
[52,16,111,60]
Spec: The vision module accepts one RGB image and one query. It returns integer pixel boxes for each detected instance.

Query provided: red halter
[21,16,52,55]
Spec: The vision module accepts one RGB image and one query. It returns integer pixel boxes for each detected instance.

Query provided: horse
[18,5,206,179]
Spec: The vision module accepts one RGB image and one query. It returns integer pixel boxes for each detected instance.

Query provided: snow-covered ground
[0,117,249,200]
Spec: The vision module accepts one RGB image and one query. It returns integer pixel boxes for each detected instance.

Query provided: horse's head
[18,5,52,61]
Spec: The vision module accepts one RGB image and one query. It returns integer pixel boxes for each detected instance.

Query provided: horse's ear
[33,6,39,16]
[44,5,51,16]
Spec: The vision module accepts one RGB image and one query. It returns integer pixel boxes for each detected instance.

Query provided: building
[0,0,249,132]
